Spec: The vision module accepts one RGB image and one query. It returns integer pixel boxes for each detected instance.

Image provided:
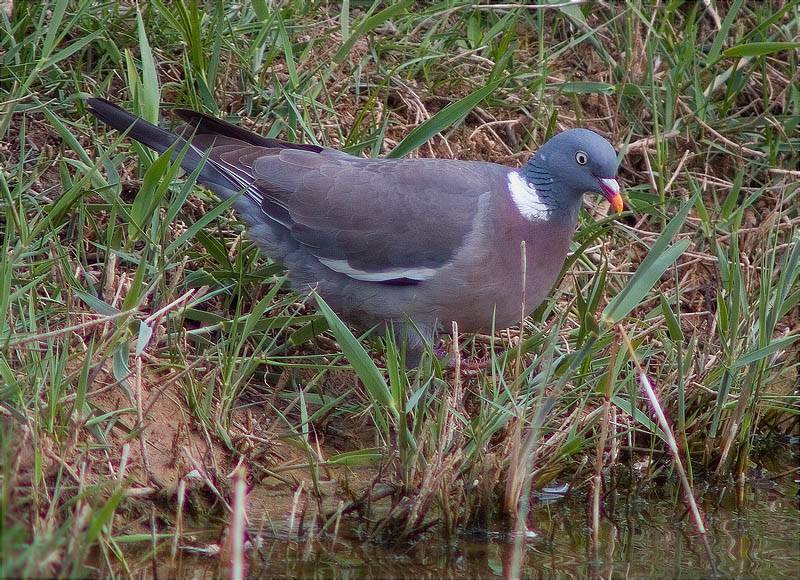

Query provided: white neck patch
[508,171,551,221]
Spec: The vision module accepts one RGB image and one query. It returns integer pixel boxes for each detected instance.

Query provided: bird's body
[87,98,622,362]
[243,156,574,334]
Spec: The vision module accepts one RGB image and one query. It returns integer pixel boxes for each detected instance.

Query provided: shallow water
[145,477,799,579]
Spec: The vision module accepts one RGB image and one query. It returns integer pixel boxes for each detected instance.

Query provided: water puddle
[127,476,798,578]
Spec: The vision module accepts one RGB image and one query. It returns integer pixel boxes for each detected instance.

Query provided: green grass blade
[136,7,160,123]
[388,78,501,159]
[334,0,411,65]
[165,194,238,254]
[128,147,174,242]
[327,448,382,467]
[603,193,697,325]
[722,42,800,59]
[314,294,398,421]
[706,0,744,63]
[604,239,690,325]
[731,335,800,370]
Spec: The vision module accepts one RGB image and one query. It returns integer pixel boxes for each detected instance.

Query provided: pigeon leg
[392,319,436,368]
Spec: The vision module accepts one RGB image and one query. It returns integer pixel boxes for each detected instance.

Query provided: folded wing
[173,110,500,283]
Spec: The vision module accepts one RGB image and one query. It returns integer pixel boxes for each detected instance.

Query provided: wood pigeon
[87,98,623,365]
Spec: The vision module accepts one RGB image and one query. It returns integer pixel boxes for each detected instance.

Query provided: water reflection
[145,480,798,578]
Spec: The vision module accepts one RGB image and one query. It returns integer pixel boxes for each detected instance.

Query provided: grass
[1,0,799,577]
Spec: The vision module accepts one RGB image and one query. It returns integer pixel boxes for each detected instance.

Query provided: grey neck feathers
[524,159,580,224]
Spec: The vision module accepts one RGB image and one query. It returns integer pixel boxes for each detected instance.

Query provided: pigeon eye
[575,151,588,165]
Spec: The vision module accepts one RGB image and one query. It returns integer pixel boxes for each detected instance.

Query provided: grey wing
[206,146,500,283]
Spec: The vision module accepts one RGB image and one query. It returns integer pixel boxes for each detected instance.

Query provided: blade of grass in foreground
[314,293,398,426]
[721,41,800,59]
[333,0,412,65]
[603,193,697,325]
[134,7,160,124]
[619,328,716,574]
[387,78,501,159]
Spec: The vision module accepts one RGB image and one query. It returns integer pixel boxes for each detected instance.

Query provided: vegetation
[1,0,798,577]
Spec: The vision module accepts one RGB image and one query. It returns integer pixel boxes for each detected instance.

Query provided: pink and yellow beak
[597,177,624,213]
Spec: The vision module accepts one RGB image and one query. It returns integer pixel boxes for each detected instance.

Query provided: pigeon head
[523,128,623,215]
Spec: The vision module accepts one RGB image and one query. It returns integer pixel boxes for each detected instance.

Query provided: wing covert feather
[209,146,506,276]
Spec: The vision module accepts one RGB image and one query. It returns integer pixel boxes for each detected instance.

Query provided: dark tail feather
[87,97,180,155]
[173,108,273,147]
[87,97,236,192]
[174,108,323,153]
